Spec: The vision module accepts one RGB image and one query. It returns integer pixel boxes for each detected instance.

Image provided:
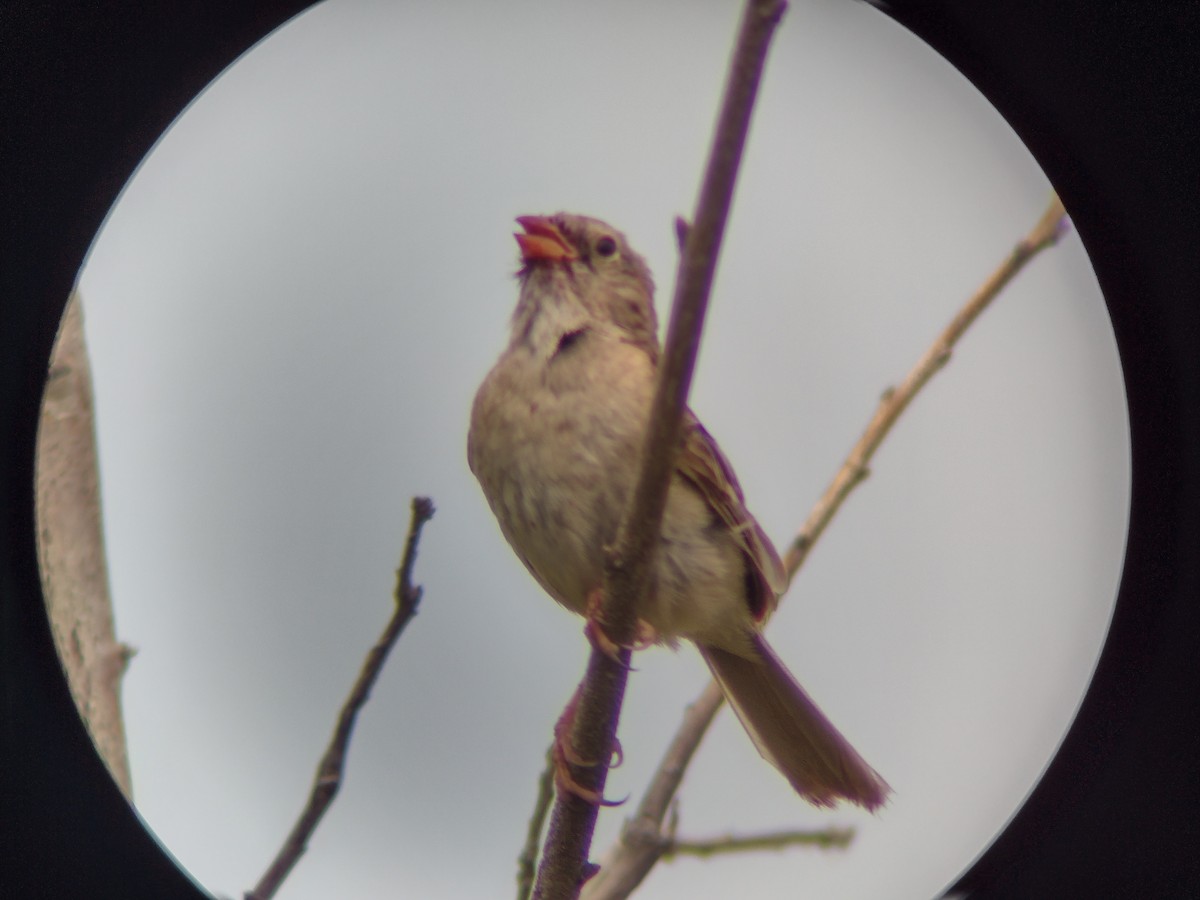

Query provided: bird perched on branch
[468,212,889,811]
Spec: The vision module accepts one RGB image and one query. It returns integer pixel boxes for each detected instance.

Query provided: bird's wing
[677,410,788,620]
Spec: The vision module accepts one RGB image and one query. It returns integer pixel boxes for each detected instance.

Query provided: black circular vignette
[879,6,1200,898]
[0,3,320,897]
[1,3,1197,899]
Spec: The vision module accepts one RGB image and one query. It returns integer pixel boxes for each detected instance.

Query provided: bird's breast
[468,339,653,612]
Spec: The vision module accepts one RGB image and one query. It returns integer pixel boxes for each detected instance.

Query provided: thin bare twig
[246,496,435,900]
[581,681,725,900]
[785,194,1069,577]
[518,748,558,900]
[582,194,1071,900]
[531,2,788,897]
[662,826,854,860]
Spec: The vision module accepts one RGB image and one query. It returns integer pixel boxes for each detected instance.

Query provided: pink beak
[515,215,578,262]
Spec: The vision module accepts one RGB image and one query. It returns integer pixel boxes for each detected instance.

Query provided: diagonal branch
[246,496,436,900]
[531,2,789,897]
[785,193,1069,577]
[579,679,725,900]
[518,747,558,900]
[581,193,1071,900]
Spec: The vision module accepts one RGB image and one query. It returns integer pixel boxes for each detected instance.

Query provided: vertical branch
[531,2,788,897]
[35,292,134,798]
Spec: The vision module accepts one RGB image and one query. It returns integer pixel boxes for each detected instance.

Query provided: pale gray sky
[76,1,1126,897]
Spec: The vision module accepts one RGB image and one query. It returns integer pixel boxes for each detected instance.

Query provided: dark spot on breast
[555,328,586,357]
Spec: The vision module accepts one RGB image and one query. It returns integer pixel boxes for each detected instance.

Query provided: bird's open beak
[515,215,578,262]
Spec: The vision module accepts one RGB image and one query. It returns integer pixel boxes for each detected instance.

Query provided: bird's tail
[699,633,890,810]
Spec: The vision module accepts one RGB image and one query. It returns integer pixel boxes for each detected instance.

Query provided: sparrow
[468,212,889,810]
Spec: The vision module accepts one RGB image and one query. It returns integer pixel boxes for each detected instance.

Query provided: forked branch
[580,194,1071,900]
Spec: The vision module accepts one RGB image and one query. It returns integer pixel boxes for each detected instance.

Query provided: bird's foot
[552,689,626,807]
[583,588,658,665]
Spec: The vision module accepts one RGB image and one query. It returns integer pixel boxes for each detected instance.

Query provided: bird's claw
[583,589,658,666]
[552,691,627,807]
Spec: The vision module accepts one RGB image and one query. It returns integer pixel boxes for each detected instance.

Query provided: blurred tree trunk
[35,292,133,798]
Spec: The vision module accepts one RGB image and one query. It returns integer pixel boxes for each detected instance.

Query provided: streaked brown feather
[677,410,787,620]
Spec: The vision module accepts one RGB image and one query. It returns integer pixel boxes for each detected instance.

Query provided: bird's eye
[595,236,617,258]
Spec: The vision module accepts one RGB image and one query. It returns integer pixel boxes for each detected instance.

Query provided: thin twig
[581,681,725,900]
[582,194,1071,900]
[661,826,854,860]
[785,194,1069,577]
[246,496,436,900]
[531,3,788,897]
[518,748,558,900]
